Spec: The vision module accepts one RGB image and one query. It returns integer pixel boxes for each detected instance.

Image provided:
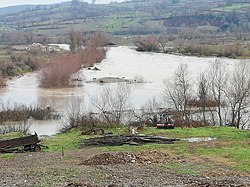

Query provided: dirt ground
[0,148,250,187]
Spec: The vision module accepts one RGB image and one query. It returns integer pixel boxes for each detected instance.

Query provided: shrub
[0,76,6,87]
[134,36,161,52]
[39,54,81,88]
[0,121,30,134]
[39,46,106,88]
[40,31,108,88]
[0,103,56,122]
[85,32,109,47]
[81,47,106,66]
[60,112,116,133]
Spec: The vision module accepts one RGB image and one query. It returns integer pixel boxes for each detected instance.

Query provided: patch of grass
[0,131,25,140]
[0,153,15,159]
[42,128,83,152]
[193,141,250,171]
[106,126,129,135]
[212,3,250,12]
[144,126,249,140]
[163,162,201,175]
[16,69,29,75]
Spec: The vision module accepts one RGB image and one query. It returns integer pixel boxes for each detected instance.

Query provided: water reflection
[29,120,61,136]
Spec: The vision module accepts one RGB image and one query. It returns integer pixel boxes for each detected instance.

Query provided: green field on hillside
[212,3,250,12]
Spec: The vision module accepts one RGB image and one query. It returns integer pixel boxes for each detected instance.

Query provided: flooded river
[0,46,239,135]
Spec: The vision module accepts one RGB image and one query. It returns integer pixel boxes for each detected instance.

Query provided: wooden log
[0,133,40,149]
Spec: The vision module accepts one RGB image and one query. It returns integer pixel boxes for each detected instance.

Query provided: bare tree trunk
[91,84,131,125]
[208,59,228,126]
[225,61,250,129]
[197,72,209,122]
[163,63,192,120]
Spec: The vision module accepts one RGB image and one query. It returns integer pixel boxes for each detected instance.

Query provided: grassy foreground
[1,126,249,173]
[105,127,250,172]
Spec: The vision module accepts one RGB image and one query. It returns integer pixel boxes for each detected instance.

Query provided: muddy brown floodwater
[0,46,241,135]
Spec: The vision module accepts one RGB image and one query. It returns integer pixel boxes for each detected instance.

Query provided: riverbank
[0,127,249,186]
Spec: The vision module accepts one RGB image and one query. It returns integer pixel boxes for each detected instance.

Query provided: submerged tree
[197,72,210,122]
[134,36,161,52]
[69,29,82,52]
[91,84,131,125]
[40,31,107,88]
[137,97,163,125]
[163,63,192,120]
[207,59,228,126]
[225,60,250,129]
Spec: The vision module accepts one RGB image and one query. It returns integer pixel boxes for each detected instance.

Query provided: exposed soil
[80,151,182,166]
[0,148,250,187]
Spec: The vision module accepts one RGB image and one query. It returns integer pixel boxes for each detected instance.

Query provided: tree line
[163,60,250,129]
[61,59,250,132]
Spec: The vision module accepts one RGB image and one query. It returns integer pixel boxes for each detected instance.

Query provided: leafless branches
[163,59,250,129]
[225,60,250,129]
[163,63,192,120]
[91,84,131,125]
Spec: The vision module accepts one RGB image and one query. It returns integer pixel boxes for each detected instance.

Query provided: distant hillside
[0,5,38,16]
[0,2,72,16]
[0,0,249,44]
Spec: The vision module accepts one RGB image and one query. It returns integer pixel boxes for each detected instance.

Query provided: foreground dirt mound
[80,151,183,165]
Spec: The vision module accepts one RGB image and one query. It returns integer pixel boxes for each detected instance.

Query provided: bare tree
[85,32,109,48]
[91,84,131,125]
[134,36,161,52]
[197,72,210,122]
[137,97,163,125]
[69,29,82,52]
[163,63,192,120]
[208,59,228,126]
[225,60,250,129]
[24,32,34,44]
[61,97,85,132]
[158,34,168,53]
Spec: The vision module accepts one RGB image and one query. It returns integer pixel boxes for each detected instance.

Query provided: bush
[60,112,115,133]
[134,36,161,52]
[0,76,6,87]
[81,47,106,66]
[0,121,30,134]
[85,32,109,47]
[0,103,56,122]
[39,54,80,88]
[40,45,106,88]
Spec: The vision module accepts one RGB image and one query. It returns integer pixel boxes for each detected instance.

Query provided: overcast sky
[0,0,126,8]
